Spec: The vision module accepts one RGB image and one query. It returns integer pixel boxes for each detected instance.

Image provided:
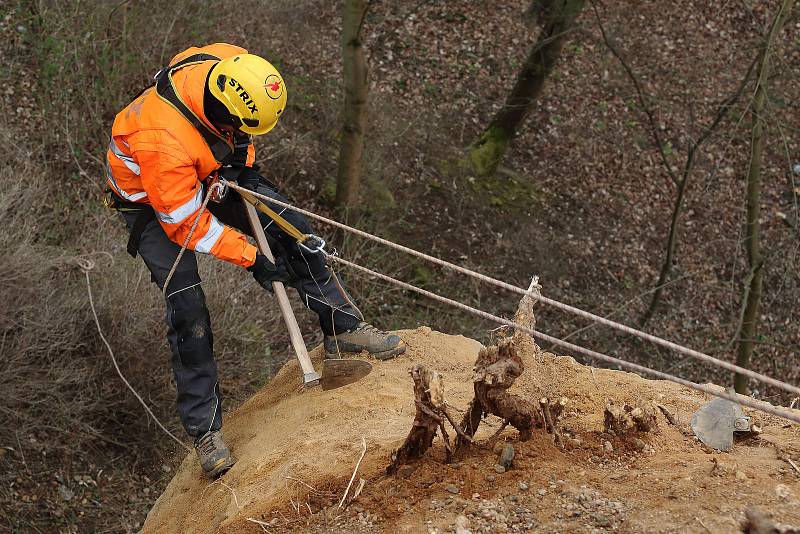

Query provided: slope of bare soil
[142,328,799,533]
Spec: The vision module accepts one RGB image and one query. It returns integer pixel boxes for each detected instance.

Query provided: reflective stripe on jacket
[107,43,258,267]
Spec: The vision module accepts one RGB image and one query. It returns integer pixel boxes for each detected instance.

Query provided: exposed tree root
[539,396,568,447]
[387,365,444,474]
[604,399,658,435]
[390,278,568,472]
[454,340,542,456]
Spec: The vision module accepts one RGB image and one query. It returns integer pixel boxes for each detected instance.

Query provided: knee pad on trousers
[166,283,214,367]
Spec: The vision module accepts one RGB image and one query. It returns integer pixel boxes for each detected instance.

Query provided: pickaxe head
[319,358,373,391]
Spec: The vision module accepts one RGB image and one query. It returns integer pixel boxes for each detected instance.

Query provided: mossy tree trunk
[336,0,370,207]
[467,0,586,176]
[734,0,793,395]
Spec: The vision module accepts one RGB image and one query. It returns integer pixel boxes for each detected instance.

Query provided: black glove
[247,253,294,291]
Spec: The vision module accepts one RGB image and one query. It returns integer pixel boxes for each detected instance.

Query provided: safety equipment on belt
[207,54,287,135]
[104,189,158,258]
[247,253,294,291]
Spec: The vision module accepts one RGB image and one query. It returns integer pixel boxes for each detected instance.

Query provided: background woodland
[1,0,798,531]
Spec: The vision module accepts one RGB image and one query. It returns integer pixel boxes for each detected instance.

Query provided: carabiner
[299,234,327,255]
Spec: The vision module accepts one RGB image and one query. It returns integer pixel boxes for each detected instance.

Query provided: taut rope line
[328,255,800,425]
[222,180,800,397]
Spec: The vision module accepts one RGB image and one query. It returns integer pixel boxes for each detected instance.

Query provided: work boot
[324,322,406,361]
[194,430,236,479]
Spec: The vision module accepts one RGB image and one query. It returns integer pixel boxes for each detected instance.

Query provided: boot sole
[326,343,406,361]
[205,456,237,479]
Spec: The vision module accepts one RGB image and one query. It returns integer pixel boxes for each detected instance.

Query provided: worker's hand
[247,254,294,291]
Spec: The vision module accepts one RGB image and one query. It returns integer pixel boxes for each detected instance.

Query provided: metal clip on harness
[233,183,330,256]
[299,234,326,255]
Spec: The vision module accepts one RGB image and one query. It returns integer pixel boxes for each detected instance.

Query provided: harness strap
[237,188,309,243]
[127,206,157,258]
[154,53,234,164]
[104,189,156,258]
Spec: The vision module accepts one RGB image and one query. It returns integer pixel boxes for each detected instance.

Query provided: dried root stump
[604,399,658,436]
[456,340,550,453]
[387,365,444,474]
[391,284,571,471]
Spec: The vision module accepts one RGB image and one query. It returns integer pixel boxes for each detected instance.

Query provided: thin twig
[488,420,510,442]
[339,437,367,509]
[222,481,241,508]
[439,421,452,460]
[786,457,800,477]
[442,408,475,444]
[350,478,366,502]
[284,476,320,493]
[246,517,272,532]
[15,432,30,475]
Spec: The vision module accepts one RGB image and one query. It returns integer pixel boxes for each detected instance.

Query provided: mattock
[242,196,372,390]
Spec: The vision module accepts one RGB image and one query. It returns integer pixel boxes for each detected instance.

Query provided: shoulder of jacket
[168,43,248,65]
[202,42,248,58]
[125,128,194,164]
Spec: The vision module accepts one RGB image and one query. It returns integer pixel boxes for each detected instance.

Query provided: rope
[327,255,800,425]
[222,180,800,397]
[76,257,192,452]
[76,181,226,453]
[162,182,224,296]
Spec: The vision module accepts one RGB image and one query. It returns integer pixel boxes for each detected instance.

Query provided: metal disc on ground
[691,397,751,451]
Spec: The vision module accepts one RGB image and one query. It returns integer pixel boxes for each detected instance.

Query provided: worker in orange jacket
[105,43,405,478]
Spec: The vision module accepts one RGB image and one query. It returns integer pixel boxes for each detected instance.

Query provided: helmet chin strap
[203,83,239,133]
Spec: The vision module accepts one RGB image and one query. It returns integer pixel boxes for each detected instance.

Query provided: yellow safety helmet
[207,54,287,135]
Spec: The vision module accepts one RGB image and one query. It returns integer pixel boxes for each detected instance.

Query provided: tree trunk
[335,0,369,207]
[466,0,586,176]
[734,0,793,394]
[639,170,690,326]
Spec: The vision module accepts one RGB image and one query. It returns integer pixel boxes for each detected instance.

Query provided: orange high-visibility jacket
[106,43,258,267]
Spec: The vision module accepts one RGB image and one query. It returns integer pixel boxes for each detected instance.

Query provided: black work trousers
[121,181,359,437]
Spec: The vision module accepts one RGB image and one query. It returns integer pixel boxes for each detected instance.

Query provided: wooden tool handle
[243,198,320,384]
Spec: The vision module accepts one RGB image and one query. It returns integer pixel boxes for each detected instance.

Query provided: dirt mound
[142,328,800,533]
